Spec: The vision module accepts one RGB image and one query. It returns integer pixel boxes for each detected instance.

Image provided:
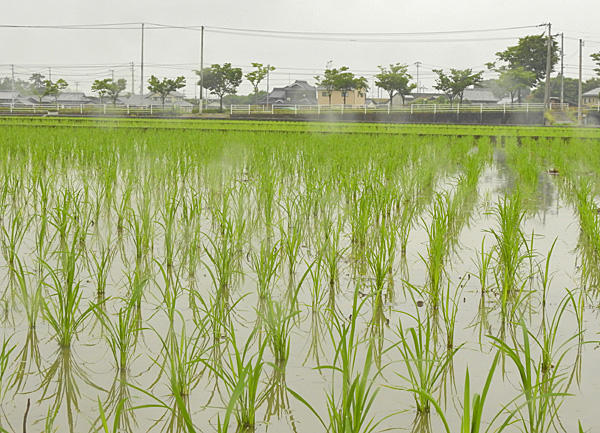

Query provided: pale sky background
[2,0,600,98]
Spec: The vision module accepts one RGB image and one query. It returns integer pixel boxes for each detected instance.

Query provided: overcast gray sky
[2,0,600,98]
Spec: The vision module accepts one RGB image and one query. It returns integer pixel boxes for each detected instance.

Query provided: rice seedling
[487,192,532,314]
[93,297,142,371]
[0,209,31,283]
[201,326,271,432]
[392,288,459,414]
[88,242,116,298]
[415,352,503,433]
[490,320,573,433]
[291,289,390,433]
[41,234,96,348]
[250,238,281,300]
[12,256,42,329]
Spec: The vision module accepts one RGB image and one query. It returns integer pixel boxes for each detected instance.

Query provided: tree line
[3,34,600,110]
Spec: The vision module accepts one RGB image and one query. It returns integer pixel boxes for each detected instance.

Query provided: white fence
[231,102,576,115]
[0,103,192,115]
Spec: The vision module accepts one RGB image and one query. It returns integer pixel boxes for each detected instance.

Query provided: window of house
[322,92,328,97]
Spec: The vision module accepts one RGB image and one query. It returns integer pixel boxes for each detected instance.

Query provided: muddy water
[1,146,599,433]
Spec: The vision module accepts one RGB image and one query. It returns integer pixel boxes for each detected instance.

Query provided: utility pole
[560,33,564,107]
[543,23,552,112]
[75,81,79,92]
[414,61,422,93]
[11,64,15,106]
[140,23,145,95]
[49,67,52,81]
[199,25,204,113]
[130,62,135,94]
[578,39,583,126]
[110,69,115,81]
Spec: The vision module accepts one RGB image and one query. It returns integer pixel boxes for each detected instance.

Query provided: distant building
[317,87,366,106]
[120,92,195,112]
[45,92,93,106]
[583,87,600,106]
[259,80,317,106]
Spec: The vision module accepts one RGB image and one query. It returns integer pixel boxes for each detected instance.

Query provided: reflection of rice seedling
[0,337,15,402]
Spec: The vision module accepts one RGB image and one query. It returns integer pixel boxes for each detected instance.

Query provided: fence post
[10,103,13,113]
[364,105,366,114]
[33,105,36,114]
[526,103,529,113]
[318,105,321,115]
[80,104,83,114]
[127,105,130,115]
[387,103,390,114]
[457,103,460,114]
[411,104,413,114]
[341,104,344,115]
[150,105,153,115]
[295,105,297,115]
[503,103,506,114]
[104,104,106,114]
[480,104,483,113]
[434,104,437,114]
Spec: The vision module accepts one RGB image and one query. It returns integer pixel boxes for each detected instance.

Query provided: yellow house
[317,87,366,106]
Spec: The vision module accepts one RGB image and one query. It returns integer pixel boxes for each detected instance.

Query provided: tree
[495,34,559,86]
[197,63,243,111]
[147,75,186,109]
[530,76,580,103]
[28,73,46,94]
[92,78,127,105]
[0,77,30,94]
[486,64,537,103]
[29,78,68,104]
[375,63,416,107]
[591,52,600,76]
[432,68,483,106]
[315,66,368,105]
[314,65,338,105]
[334,67,369,105]
[245,63,275,105]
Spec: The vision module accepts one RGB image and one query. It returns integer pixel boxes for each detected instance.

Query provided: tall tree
[432,68,483,106]
[314,65,338,105]
[30,78,68,104]
[591,52,600,76]
[495,34,559,86]
[92,78,127,105]
[147,75,186,109]
[28,73,46,94]
[375,63,416,107]
[245,63,275,105]
[333,67,369,105]
[197,63,243,111]
[486,63,537,103]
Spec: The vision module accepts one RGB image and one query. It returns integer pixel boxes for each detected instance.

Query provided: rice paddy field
[1,117,600,433]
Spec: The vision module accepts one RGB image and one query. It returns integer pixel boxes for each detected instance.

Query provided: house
[0,91,22,106]
[461,88,500,104]
[583,87,600,106]
[120,93,195,112]
[259,80,317,106]
[317,87,366,106]
[46,92,93,106]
